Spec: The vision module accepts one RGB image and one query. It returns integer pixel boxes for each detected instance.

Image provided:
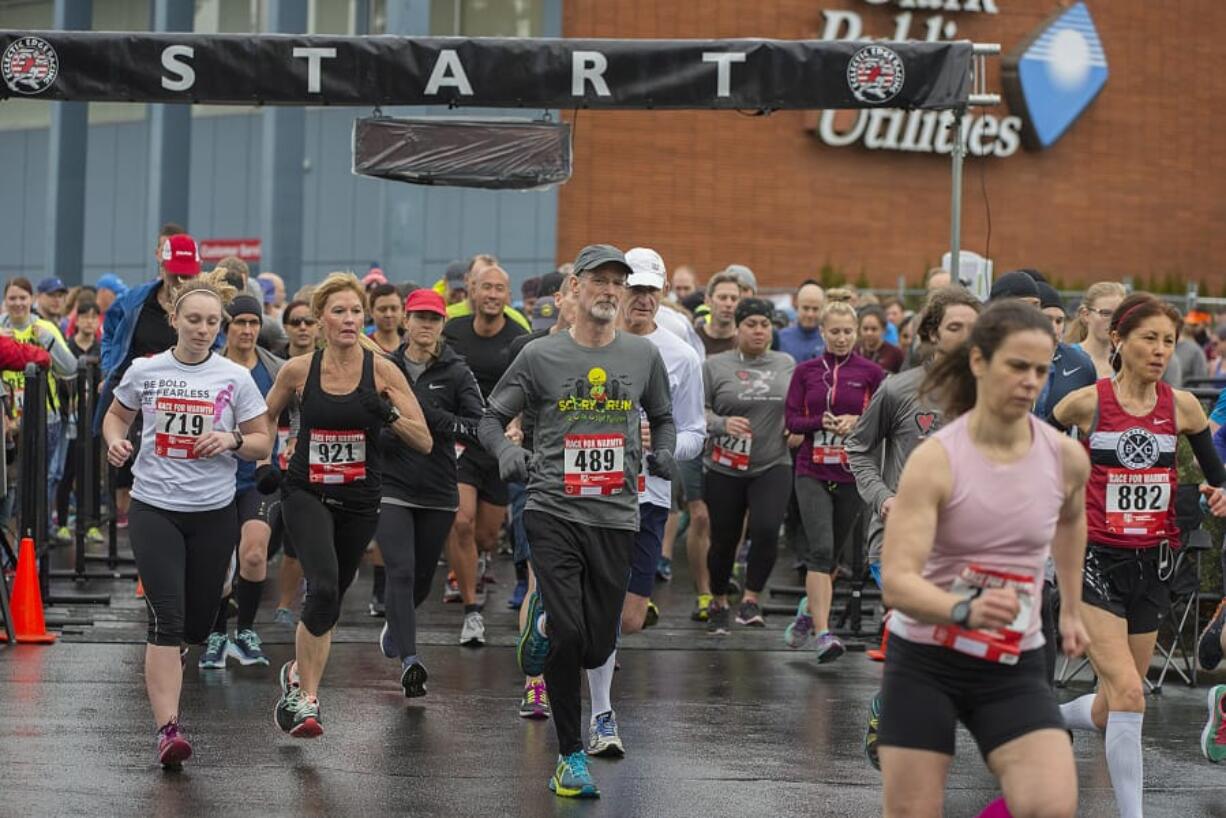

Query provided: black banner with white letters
[0,31,972,110]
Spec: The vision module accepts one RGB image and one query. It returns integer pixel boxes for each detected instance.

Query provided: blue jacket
[95,279,224,430]
[1035,342,1097,421]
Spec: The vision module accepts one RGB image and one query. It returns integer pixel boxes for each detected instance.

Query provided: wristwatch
[387,404,402,423]
[951,597,973,627]
[231,430,244,451]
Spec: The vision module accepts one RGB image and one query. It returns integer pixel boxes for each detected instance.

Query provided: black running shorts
[1081,543,1170,635]
[877,634,1064,759]
[456,446,510,506]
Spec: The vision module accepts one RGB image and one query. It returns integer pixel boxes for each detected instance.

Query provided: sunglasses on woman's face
[286,317,317,327]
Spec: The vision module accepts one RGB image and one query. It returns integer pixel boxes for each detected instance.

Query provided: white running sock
[1105,711,1144,818]
[586,650,616,717]
[1060,693,1099,732]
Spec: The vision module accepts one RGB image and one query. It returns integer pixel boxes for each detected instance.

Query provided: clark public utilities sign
[812,0,1109,157]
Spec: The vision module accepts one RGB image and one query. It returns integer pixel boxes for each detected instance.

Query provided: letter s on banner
[572,51,611,97]
[161,45,195,91]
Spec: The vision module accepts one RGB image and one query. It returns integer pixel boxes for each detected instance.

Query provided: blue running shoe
[507,578,528,610]
[198,632,228,670]
[549,751,600,798]
[517,592,550,677]
[227,629,269,666]
[784,596,814,649]
[379,622,399,660]
[586,710,625,757]
[656,556,673,582]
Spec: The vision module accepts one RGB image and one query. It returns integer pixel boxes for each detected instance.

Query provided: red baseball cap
[404,289,447,317]
[161,234,201,277]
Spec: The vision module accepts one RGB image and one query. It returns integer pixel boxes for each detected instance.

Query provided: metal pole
[949,107,967,286]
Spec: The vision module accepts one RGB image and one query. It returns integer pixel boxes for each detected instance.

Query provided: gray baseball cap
[573,244,632,276]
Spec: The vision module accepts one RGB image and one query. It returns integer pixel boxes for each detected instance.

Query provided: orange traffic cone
[1,537,57,644]
[867,612,890,662]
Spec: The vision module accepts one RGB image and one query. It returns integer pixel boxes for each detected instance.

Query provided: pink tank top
[888,413,1066,656]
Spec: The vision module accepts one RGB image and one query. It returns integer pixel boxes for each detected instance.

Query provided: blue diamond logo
[1003,2,1108,150]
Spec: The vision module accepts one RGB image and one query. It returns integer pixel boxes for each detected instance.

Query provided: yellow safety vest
[1,319,63,420]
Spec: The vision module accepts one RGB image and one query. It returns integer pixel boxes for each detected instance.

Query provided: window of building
[430,0,542,37]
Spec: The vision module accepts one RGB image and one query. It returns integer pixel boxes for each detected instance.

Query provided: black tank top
[287,349,383,510]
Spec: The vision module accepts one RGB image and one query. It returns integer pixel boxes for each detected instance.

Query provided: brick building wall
[556,1,1226,291]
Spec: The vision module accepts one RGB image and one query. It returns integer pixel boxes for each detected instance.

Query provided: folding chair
[1147,528,1214,693]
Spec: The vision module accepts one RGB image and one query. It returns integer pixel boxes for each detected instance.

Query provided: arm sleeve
[478,350,532,458]
[845,383,894,514]
[1191,426,1226,487]
[785,366,825,434]
[419,367,485,443]
[643,349,676,457]
[671,351,706,462]
[99,301,124,376]
[39,323,78,379]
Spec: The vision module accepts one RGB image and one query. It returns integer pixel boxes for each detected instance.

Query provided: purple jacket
[786,351,886,483]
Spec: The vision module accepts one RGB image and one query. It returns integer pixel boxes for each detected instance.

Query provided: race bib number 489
[564,434,625,496]
[155,397,214,459]
[309,429,367,484]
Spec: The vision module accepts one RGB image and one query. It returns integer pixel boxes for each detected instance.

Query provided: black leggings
[705,464,792,595]
[55,451,75,529]
[128,499,239,647]
[375,503,456,660]
[281,489,380,637]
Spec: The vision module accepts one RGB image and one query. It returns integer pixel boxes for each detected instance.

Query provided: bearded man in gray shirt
[478,244,675,800]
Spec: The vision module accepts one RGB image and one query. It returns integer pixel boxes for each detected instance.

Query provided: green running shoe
[1201,684,1226,763]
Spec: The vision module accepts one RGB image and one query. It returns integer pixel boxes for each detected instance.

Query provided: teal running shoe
[517,592,550,677]
[549,750,600,798]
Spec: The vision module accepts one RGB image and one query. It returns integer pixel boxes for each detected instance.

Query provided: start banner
[1,31,972,111]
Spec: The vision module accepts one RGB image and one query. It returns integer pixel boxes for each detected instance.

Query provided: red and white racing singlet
[1084,379,1178,548]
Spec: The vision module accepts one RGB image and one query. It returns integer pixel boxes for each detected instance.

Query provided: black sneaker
[369,595,386,618]
[401,661,428,698]
[1200,599,1226,671]
[274,660,300,732]
[707,603,731,635]
[736,600,765,627]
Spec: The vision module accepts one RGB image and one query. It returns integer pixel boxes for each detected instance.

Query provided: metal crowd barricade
[46,357,132,605]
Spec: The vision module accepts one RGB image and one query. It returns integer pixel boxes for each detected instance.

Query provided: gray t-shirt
[703,349,795,477]
[845,365,940,559]
[484,330,673,532]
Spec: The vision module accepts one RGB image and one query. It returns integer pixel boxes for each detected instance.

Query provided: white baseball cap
[625,247,666,290]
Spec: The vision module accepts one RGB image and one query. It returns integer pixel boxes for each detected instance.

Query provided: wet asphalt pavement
[4,536,1226,816]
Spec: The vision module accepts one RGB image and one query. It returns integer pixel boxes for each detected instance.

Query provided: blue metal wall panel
[0,108,558,291]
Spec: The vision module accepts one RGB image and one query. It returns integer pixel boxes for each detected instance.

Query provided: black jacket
[381,342,484,510]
